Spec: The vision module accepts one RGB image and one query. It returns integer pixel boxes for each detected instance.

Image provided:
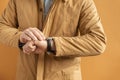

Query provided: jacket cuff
[12,31,23,48]
[52,37,63,57]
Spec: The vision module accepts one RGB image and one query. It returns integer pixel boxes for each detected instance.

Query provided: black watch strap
[46,38,55,53]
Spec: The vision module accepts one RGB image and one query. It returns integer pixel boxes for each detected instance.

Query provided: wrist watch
[46,38,56,54]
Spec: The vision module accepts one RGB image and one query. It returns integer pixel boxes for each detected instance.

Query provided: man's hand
[22,41,36,54]
[23,40,47,54]
[34,40,47,54]
[20,28,45,43]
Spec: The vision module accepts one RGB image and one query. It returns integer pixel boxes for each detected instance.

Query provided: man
[0,0,106,80]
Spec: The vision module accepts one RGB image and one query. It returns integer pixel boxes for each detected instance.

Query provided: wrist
[44,40,48,52]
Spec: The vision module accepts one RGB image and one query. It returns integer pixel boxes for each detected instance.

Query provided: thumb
[31,45,36,51]
[34,41,41,47]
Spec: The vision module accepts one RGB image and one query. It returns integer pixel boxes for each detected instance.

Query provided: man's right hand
[20,28,45,43]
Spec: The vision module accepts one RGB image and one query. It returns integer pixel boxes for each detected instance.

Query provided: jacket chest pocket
[50,1,80,37]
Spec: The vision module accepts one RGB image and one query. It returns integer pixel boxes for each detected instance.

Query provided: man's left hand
[34,40,47,54]
[22,40,47,54]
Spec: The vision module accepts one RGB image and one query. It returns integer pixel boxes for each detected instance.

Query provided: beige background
[0,0,120,80]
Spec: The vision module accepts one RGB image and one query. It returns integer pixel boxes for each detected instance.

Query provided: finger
[27,45,36,52]
[31,29,43,41]
[22,34,32,42]
[32,28,45,40]
[23,47,33,55]
[20,33,31,43]
[23,47,29,54]
[34,41,41,47]
[31,46,36,51]
[23,45,29,53]
[24,29,38,41]
[39,31,46,40]
[23,41,36,54]
[22,44,30,54]
[37,29,46,40]
[30,28,45,41]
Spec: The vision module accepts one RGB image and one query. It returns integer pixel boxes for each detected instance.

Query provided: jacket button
[40,8,43,12]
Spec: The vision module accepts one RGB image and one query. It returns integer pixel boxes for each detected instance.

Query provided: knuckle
[25,28,29,31]
[28,45,32,49]
[27,37,31,40]
[25,29,29,33]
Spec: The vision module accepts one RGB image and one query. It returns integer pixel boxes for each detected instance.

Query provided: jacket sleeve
[0,0,22,47]
[53,0,107,57]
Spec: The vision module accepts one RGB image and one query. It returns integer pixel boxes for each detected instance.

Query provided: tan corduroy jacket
[0,0,106,80]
